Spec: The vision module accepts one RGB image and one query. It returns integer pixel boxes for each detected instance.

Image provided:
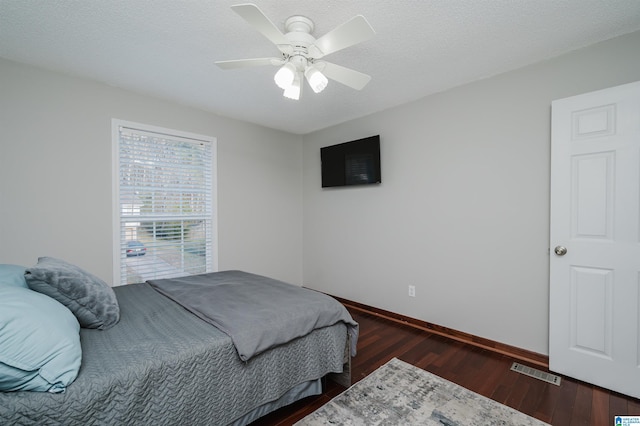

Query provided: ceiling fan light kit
[274,54,324,98]
[216,3,375,101]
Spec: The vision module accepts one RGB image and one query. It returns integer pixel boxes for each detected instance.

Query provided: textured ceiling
[1,1,640,134]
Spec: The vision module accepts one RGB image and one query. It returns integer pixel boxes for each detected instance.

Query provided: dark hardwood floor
[252,307,640,426]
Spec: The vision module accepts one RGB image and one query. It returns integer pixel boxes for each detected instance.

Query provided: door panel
[570,266,612,357]
[571,152,614,239]
[550,80,640,398]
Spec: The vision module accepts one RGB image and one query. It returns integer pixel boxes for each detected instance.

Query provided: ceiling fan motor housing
[284,15,320,65]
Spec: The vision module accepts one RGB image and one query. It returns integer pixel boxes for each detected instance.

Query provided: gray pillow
[25,257,120,330]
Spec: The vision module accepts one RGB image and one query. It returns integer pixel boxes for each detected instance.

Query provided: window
[112,120,217,285]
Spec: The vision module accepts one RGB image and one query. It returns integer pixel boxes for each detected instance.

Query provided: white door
[550,80,640,398]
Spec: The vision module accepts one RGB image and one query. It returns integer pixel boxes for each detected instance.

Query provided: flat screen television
[321,135,381,188]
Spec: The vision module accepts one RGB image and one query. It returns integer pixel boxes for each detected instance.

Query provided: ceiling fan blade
[310,15,375,58]
[215,57,283,70]
[318,61,371,90]
[231,3,292,54]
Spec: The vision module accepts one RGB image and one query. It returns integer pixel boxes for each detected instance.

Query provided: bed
[0,264,357,426]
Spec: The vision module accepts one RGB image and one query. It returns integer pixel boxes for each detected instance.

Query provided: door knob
[554,246,567,256]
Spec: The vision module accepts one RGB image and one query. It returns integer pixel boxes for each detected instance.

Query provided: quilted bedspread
[0,282,348,425]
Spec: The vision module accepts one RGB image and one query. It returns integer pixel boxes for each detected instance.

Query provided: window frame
[111,119,218,286]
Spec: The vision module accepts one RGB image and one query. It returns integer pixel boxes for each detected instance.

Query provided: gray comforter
[148,270,358,361]
[0,282,349,425]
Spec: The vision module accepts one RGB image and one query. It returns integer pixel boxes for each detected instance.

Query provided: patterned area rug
[296,358,550,426]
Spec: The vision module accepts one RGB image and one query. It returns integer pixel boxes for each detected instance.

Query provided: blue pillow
[0,264,28,288]
[0,286,82,393]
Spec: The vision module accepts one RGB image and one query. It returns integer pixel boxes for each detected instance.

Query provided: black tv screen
[321,135,381,188]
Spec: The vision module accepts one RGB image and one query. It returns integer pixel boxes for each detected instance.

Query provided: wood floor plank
[453,346,494,387]
[489,366,520,405]
[504,375,531,413]
[550,376,578,425]
[610,392,630,421]
[590,386,610,426]
[533,378,564,424]
[628,397,640,415]
[569,384,593,426]
[519,378,552,422]
[473,356,511,396]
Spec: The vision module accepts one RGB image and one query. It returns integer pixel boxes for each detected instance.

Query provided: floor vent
[510,362,561,386]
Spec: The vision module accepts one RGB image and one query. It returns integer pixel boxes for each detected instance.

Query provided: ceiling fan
[215,3,375,100]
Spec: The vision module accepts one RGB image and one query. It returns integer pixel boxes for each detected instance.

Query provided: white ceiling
[1,1,640,135]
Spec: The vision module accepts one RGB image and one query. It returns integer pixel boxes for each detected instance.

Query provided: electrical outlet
[408,285,416,297]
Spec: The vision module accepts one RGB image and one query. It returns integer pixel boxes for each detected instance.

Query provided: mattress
[0,282,349,425]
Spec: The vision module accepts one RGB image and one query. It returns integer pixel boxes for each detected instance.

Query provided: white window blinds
[116,123,216,285]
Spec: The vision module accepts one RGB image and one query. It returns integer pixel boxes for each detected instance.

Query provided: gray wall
[0,58,304,286]
[302,31,640,355]
[2,30,639,357]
